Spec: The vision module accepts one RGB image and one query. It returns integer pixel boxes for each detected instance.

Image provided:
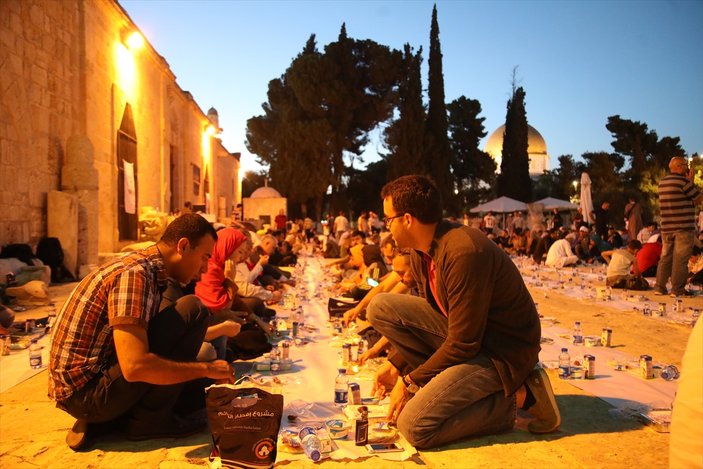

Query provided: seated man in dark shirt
[368,175,560,449]
[249,234,293,287]
[532,229,558,264]
[575,226,599,263]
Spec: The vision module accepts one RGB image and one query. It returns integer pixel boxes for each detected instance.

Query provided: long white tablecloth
[235,255,417,463]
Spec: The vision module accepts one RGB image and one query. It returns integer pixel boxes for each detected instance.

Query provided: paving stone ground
[1,271,694,468]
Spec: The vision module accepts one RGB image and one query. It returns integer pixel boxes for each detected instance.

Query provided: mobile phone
[366,443,403,453]
[366,277,379,287]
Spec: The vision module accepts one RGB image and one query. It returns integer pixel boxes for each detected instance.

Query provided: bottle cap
[561,347,568,352]
[299,426,316,439]
[338,368,347,373]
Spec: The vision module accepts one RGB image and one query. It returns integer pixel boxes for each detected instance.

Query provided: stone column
[59,135,99,276]
[47,191,78,276]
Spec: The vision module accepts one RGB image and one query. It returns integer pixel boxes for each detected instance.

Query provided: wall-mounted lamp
[121,28,145,50]
[204,124,222,138]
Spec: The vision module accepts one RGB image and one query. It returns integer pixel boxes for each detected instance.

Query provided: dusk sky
[120,0,703,175]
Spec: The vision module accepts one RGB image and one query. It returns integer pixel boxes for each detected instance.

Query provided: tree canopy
[447,96,495,210]
[246,28,401,218]
[244,6,696,224]
[383,44,426,180]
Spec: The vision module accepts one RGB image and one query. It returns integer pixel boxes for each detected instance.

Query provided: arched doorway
[117,103,138,240]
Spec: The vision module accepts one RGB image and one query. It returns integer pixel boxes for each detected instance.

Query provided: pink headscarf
[195,228,247,312]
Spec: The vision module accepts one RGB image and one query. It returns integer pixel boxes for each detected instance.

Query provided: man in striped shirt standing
[654,157,703,297]
[49,214,234,450]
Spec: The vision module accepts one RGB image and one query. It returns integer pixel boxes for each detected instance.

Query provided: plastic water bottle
[572,321,583,346]
[558,348,571,379]
[299,426,322,461]
[270,344,281,375]
[334,368,348,406]
[46,303,57,334]
[29,339,42,369]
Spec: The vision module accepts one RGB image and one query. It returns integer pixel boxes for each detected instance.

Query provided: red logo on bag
[254,439,275,459]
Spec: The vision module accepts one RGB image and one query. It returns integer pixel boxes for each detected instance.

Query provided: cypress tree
[497,86,532,202]
[425,4,453,207]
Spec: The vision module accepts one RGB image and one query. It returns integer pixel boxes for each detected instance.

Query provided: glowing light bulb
[124,31,144,50]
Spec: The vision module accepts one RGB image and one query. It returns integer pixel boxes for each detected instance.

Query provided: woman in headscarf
[195,228,272,360]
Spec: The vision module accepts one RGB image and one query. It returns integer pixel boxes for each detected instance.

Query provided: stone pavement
[0,367,670,468]
[0,273,684,468]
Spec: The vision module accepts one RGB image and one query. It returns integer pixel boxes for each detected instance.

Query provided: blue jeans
[367,293,516,448]
[655,231,695,295]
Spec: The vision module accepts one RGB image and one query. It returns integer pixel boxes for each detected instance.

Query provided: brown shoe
[66,419,90,451]
[525,367,561,433]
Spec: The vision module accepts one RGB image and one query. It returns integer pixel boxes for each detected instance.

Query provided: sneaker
[126,412,206,441]
[670,290,694,298]
[525,367,561,434]
[654,290,667,296]
[66,419,90,451]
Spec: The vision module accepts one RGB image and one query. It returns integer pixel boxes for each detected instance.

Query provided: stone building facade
[0,0,240,273]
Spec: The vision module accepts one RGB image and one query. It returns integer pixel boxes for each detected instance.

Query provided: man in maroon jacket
[368,175,560,449]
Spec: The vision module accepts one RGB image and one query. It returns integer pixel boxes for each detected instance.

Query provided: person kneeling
[603,240,649,290]
[367,176,560,449]
[49,214,235,451]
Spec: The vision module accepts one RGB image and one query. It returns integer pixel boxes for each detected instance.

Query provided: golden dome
[484,124,549,175]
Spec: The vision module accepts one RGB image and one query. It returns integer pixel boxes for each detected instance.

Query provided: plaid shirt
[48,245,168,402]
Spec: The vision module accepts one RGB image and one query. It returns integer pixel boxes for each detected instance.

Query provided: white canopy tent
[469,196,527,214]
[535,197,579,211]
[470,196,528,231]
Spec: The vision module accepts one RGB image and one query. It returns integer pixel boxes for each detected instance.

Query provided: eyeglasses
[383,214,404,228]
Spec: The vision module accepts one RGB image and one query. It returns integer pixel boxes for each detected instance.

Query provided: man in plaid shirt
[49,214,234,450]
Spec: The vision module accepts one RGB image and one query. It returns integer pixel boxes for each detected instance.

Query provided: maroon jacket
[392,221,540,396]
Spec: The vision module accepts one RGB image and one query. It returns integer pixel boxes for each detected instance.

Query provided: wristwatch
[402,374,420,394]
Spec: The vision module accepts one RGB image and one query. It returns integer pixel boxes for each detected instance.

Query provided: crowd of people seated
[460,207,703,294]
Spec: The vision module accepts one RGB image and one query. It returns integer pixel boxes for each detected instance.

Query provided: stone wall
[0,0,80,246]
[0,0,240,256]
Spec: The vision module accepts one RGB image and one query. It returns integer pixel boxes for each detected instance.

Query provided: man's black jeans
[58,295,208,424]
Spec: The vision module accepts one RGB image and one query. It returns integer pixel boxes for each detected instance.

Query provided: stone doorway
[117,104,138,241]
[169,144,178,214]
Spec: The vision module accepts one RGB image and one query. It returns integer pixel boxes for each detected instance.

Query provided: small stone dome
[250,186,282,198]
[484,124,549,175]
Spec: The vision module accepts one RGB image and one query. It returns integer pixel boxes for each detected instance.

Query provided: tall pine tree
[497,86,532,202]
[425,4,453,208]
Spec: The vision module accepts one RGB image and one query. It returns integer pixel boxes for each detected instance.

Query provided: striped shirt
[658,173,701,233]
[48,245,168,402]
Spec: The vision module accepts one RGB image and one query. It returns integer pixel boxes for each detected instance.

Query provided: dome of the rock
[484,124,550,176]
